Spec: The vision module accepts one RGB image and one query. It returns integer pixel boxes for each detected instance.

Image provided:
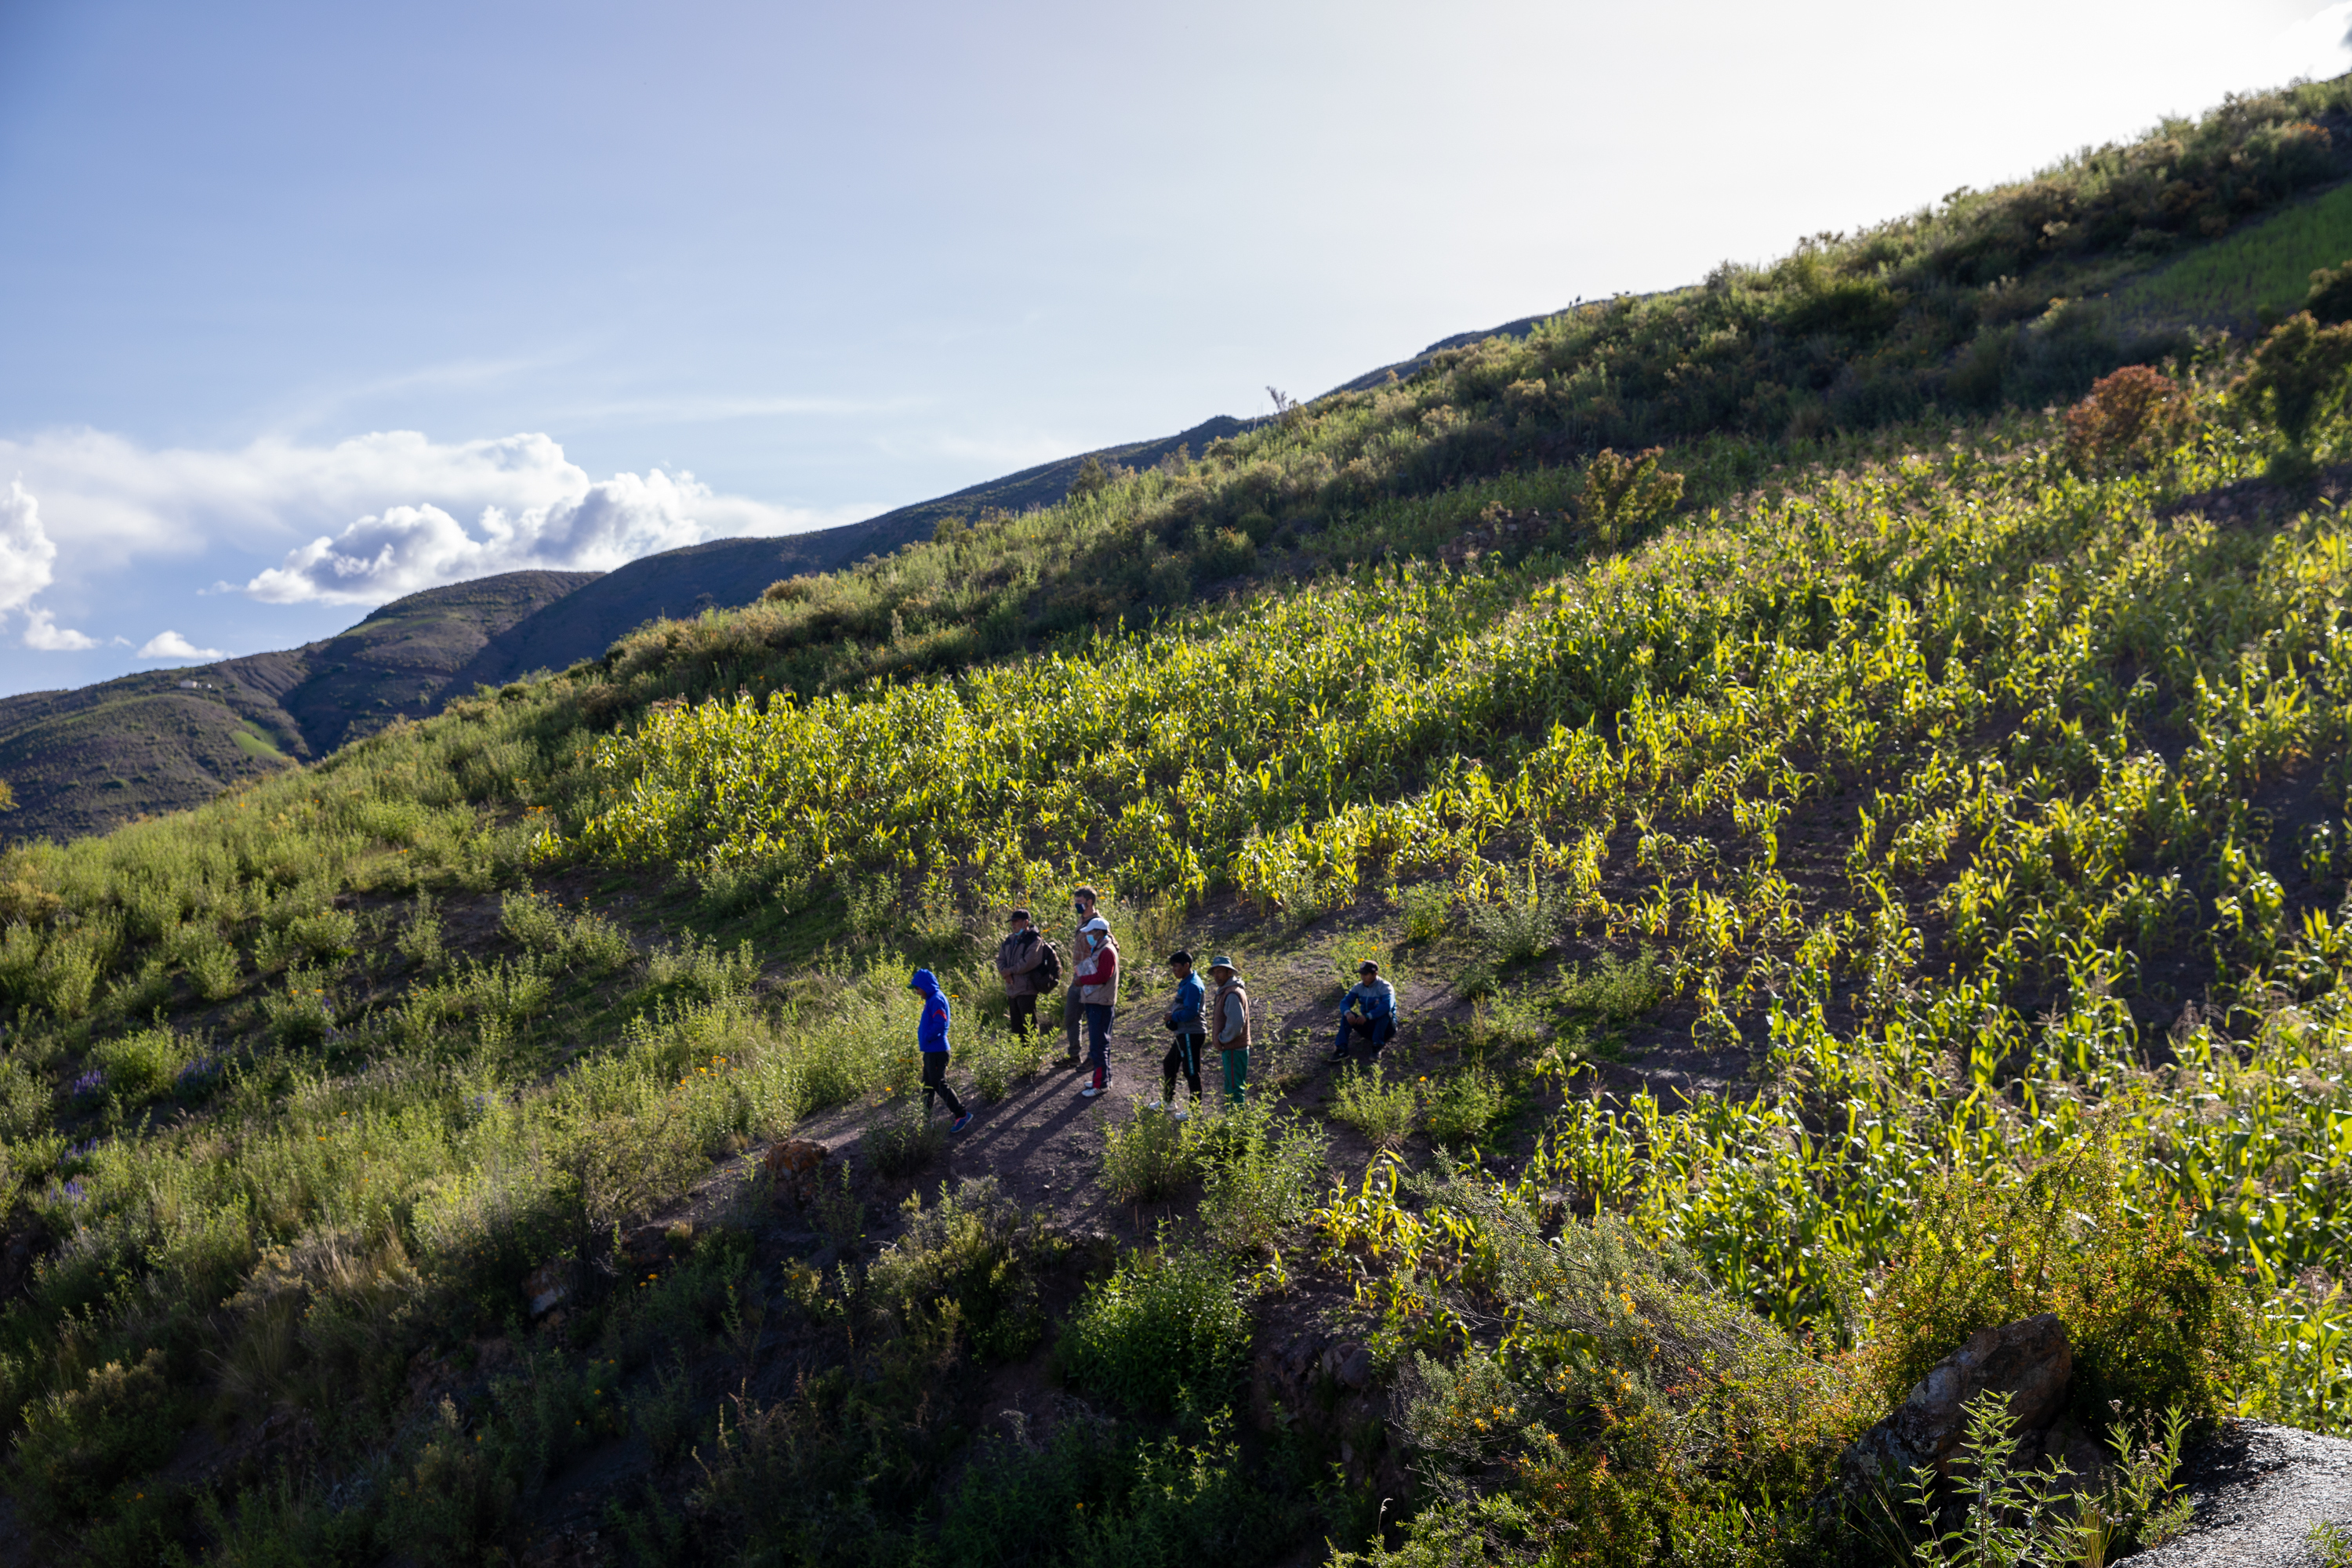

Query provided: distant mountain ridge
[0,416,1251,841]
[446,414,1250,691]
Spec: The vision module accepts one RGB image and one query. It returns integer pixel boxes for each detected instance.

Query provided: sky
[2,0,2350,695]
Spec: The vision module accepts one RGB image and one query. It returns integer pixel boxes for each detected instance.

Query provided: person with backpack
[908,967,973,1133]
[1152,949,1205,1118]
[1207,955,1250,1106]
[1330,959,1398,1065]
[995,909,1052,1039]
[1074,913,1120,1098]
[1061,887,1103,1068]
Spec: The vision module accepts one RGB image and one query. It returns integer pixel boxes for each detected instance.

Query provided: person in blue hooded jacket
[909,968,974,1133]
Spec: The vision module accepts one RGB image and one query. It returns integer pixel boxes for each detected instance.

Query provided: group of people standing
[906,887,1401,1132]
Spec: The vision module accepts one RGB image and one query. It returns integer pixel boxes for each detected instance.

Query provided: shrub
[1893,1391,2194,1565]
[1059,1240,1247,1414]
[1559,950,1664,1021]
[1424,1064,1504,1149]
[260,971,336,1046]
[1396,881,1451,946]
[89,1024,191,1106]
[9,1348,187,1526]
[396,892,444,967]
[866,1098,945,1178]
[964,1026,1038,1104]
[286,907,359,964]
[2236,310,2352,448]
[938,1406,1302,1568]
[2307,256,2352,325]
[648,933,758,1000]
[180,934,242,1001]
[1860,1142,2253,1428]
[501,889,633,973]
[762,575,815,603]
[1340,1174,1864,1568]
[1575,446,1684,546]
[1466,873,1566,965]
[2061,365,2198,472]
[1102,1102,1202,1203]
[1467,987,1552,1056]
[1194,525,1257,579]
[1199,1102,1328,1256]
[1330,1062,1416,1149]
[869,1178,1060,1363]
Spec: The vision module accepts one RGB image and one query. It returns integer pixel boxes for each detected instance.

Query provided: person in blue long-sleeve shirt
[909,968,973,1132]
[1330,960,1397,1065]
[1152,951,1206,1118]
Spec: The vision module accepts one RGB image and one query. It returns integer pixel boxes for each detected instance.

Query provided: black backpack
[1033,939,1062,990]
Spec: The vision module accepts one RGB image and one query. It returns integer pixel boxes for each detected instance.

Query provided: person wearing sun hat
[1206,954,1251,1106]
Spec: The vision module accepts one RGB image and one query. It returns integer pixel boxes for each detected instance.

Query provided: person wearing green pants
[1206,955,1250,1105]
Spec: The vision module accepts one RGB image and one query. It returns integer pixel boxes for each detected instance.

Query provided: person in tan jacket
[994,909,1047,1038]
[1206,955,1250,1105]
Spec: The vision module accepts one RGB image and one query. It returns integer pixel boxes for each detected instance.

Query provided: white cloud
[0,477,102,651]
[136,630,226,660]
[23,609,97,652]
[245,466,740,604]
[2255,3,2352,83]
[0,428,856,611]
[0,479,58,614]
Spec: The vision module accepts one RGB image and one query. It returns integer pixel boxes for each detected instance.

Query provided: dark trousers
[1083,1004,1114,1087]
[1007,993,1038,1039]
[920,1051,965,1120]
[1332,1015,1393,1062]
[1162,1032,1203,1101]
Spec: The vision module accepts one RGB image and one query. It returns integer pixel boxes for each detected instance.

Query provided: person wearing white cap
[1073,911,1121,1098]
[1206,955,1250,1105]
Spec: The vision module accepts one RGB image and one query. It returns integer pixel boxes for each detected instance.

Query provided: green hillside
[0,77,2350,1568]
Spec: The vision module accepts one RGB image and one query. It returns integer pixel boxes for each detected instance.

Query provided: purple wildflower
[59,1179,86,1203]
[70,1069,105,1098]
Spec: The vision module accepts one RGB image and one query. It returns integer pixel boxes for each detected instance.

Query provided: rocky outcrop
[1842,1312,2079,1492]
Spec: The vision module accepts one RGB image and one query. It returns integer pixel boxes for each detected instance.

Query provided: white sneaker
[1171,1107,1189,1123]
[1080,1085,1104,1099]
[1145,1100,1163,1111]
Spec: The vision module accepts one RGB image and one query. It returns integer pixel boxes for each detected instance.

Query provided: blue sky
[2,0,2349,695]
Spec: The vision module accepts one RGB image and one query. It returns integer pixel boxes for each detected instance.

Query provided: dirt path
[750,893,1755,1250]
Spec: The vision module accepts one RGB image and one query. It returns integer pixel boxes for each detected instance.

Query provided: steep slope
[5,78,2352,1565]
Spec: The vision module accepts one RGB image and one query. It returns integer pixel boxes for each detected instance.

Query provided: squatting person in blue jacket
[1330,959,1397,1065]
[909,967,974,1133]
[1152,949,1206,1119]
